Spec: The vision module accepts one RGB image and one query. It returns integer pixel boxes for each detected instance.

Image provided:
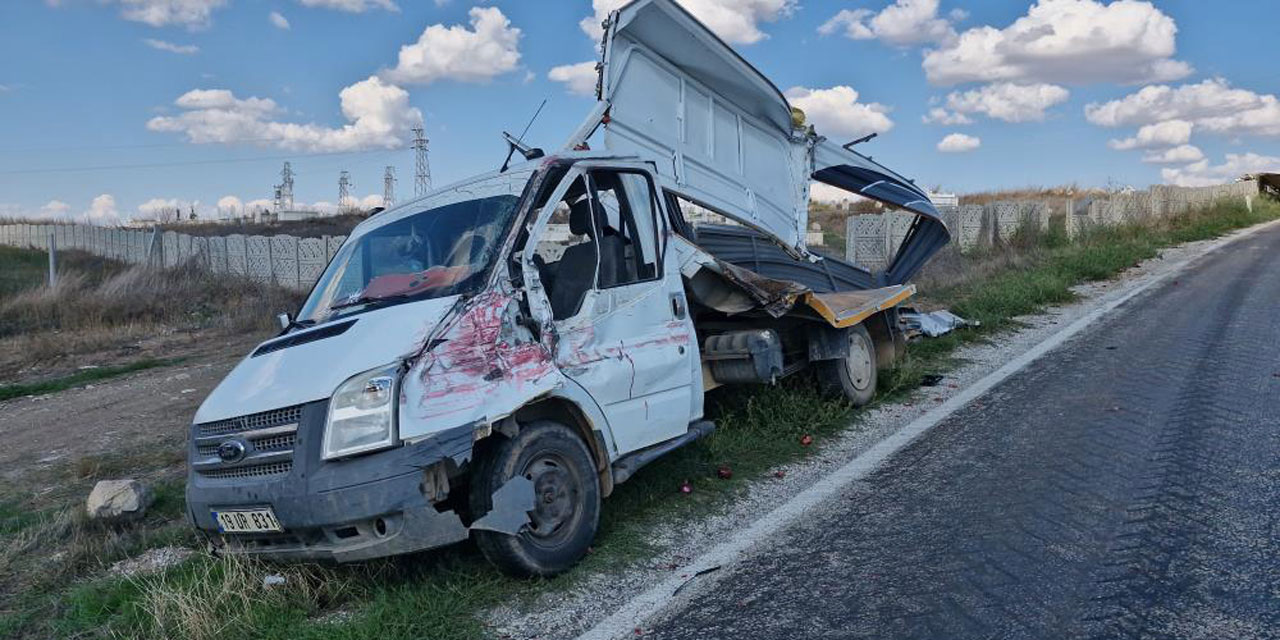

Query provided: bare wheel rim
[845,332,874,391]
[519,452,581,549]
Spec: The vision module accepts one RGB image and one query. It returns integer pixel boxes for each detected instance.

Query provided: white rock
[86,479,154,520]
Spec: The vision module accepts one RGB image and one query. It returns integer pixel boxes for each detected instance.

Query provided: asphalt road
[646,226,1280,640]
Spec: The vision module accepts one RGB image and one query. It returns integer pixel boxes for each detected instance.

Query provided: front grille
[196,432,296,458]
[200,461,293,479]
[193,404,304,480]
[198,405,302,437]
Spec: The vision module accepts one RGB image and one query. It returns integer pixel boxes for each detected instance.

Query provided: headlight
[322,364,400,460]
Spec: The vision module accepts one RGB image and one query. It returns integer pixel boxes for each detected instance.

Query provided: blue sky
[1,0,1278,223]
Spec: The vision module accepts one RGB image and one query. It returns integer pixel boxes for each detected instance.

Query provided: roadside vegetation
[0,248,304,385]
[1,198,1275,639]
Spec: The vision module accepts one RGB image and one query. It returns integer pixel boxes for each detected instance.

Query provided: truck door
[523,165,698,456]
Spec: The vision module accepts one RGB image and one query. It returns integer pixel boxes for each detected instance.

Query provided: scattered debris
[108,546,193,578]
[799,435,813,446]
[679,481,693,494]
[899,308,977,338]
[716,465,733,480]
[263,574,286,588]
[86,479,153,521]
[672,565,721,595]
[920,374,944,386]
[773,470,786,479]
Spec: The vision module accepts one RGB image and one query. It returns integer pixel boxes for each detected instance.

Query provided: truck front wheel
[821,324,877,406]
[470,420,601,577]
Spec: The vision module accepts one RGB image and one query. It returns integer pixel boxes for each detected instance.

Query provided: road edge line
[574,217,1280,640]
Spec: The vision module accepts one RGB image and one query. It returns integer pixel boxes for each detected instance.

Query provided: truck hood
[193,295,461,424]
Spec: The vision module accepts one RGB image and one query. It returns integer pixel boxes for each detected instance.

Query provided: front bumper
[185,400,476,562]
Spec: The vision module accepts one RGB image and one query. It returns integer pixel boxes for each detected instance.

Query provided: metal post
[47,230,57,287]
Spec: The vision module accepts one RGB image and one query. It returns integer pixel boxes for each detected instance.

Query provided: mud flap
[470,475,536,536]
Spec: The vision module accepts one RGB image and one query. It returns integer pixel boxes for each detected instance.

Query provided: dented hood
[193,296,460,424]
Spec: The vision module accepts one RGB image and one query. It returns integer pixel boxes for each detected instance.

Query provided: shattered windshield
[297,168,534,323]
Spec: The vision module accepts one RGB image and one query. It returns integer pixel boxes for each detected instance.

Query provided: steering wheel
[443,230,491,267]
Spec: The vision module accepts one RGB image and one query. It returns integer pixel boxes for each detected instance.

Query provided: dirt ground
[0,332,261,487]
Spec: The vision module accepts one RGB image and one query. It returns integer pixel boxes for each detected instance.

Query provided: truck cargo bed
[694,224,877,293]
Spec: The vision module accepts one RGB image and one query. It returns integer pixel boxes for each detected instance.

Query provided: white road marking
[575,218,1280,640]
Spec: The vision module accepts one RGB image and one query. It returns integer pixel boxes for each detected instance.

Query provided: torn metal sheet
[470,475,536,535]
[899,308,977,338]
[804,285,916,329]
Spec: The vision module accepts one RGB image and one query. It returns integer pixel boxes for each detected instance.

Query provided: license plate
[213,508,283,533]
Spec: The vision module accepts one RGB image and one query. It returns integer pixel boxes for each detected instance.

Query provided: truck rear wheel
[821,324,877,406]
[470,420,600,577]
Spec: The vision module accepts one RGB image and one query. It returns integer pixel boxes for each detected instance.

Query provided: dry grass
[956,184,1109,205]
[161,213,366,238]
[0,264,301,338]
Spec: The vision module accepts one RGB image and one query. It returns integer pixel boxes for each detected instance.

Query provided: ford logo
[217,439,248,463]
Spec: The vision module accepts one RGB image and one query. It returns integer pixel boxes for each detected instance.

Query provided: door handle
[670,293,686,319]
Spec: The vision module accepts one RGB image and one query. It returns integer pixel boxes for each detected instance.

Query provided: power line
[0,148,396,176]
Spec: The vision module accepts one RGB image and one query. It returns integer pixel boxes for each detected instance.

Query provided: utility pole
[383,166,397,208]
[338,171,352,211]
[412,126,431,197]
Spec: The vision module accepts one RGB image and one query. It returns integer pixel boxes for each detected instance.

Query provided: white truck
[185,0,950,576]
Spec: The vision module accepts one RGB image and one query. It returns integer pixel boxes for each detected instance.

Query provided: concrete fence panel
[245,236,272,284]
[298,238,328,289]
[226,235,248,277]
[270,235,300,289]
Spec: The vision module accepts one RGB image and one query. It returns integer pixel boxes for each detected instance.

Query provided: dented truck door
[523,165,698,456]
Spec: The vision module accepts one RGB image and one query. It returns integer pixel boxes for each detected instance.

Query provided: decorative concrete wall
[844,179,1261,272]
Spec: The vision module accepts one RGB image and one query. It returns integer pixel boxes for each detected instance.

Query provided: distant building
[927,191,958,207]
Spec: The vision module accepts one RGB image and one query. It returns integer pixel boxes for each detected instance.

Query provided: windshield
[297,168,534,323]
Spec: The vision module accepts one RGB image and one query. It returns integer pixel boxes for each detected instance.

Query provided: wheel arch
[512,395,616,498]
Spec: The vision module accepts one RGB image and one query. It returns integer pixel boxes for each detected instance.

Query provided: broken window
[587,170,661,287]
[533,176,599,321]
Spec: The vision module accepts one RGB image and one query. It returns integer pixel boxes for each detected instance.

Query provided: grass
[0,358,174,402]
[2,198,1276,639]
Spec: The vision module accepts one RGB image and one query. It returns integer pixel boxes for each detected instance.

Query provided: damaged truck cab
[185,0,950,576]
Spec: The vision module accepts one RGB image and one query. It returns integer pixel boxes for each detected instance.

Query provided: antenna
[280,161,295,210]
[501,98,548,172]
[338,170,352,211]
[383,166,396,208]
[411,127,430,197]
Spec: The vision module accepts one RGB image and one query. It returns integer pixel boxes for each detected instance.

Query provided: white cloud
[137,197,197,219]
[1161,152,1280,187]
[937,132,980,152]
[1141,144,1203,164]
[114,0,228,29]
[785,86,894,140]
[922,0,1191,86]
[921,107,973,125]
[142,38,199,54]
[548,61,598,97]
[84,194,121,225]
[1107,119,1192,150]
[1085,78,1280,137]
[148,75,423,152]
[216,195,243,216]
[358,194,384,209]
[580,0,797,45]
[34,200,73,220]
[818,0,957,47]
[382,7,521,85]
[295,0,397,12]
[941,82,1069,123]
[269,11,290,29]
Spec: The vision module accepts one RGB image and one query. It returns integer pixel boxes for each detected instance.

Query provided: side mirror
[277,313,293,330]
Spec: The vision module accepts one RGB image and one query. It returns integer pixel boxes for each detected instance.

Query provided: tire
[820,324,877,406]
[469,420,601,577]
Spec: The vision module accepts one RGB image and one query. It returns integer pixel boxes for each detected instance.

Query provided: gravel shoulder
[0,333,261,488]
[485,220,1280,640]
